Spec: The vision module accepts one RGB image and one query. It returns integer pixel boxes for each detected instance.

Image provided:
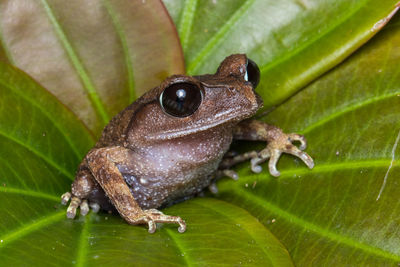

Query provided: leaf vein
[76,215,91,267]
[0,78,88,160]
[259,0,368,74]
[0,186,59,202]
[238,188,400,261]
[192,201,276,266]
[0,130,73,179]
[178,0,198,52]
[39,0,110,123]
[0,211,65,248]
[186,0,255,74]
[301,91,400,134]
[102,0,136,102]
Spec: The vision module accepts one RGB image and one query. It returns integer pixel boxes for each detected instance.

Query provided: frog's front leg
[222,120,314,177]
[65,146,186,233]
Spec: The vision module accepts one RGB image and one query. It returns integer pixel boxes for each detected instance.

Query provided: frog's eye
[244,58,260,89]
[160,82,203,117]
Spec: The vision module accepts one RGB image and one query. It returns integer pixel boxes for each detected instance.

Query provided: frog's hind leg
[84,146,186,233]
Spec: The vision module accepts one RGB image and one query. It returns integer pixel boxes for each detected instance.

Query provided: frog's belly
[117,126,232,209]
[119,157,221,209]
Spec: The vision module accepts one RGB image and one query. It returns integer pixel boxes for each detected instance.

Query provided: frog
[61,54,314,233]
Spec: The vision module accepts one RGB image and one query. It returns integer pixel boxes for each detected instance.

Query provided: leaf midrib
[101,0,136,102]
[192,200,277,266]
[186,0,255,74]
[0,129,72,179]
[75,215,90,267]
[39,0,110,124]
[0,211,65,248]
[0,186,59,202]
[186,0,372,75]
[259,0,368,74]
[301,90,400,134]
[165,228,192,267]
[178,0,198,52]
[0,77,88,160]
[235,187,400,262]
[234,159,393,182]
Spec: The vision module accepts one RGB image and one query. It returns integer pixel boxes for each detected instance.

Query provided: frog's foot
[216,169,239,180]
[209,169,240,194]
[252,132,314,177]
[136,209,186,234]
[60,192,100,218]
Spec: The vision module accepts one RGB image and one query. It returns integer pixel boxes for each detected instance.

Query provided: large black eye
[245,58,260,88]
[160,82,202,117]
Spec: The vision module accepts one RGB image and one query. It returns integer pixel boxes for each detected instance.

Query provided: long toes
[223,169,239,180]
[250,157,264,173]
[66,197,81,219]
[268,149,282,177]
[143,211,186,233]
[61,192,72,205]
[288,133,307,150]
[80,200,89,216]
[147,220,156,234]
[89,202,100,213]
[284,145,314,169]
[177,218,186,233]
[249,148,271,173]
[147,209,165,215]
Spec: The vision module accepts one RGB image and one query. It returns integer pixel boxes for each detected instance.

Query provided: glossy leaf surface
[1,0,400,266]
[164,0,400,107]
[215,15,400,266]
[0,0,185,135]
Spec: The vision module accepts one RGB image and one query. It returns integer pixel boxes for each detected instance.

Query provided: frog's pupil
[176,89,186,100]
[246,58,260,89]
[160,82,202,117]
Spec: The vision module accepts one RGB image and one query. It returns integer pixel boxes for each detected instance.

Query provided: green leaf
[215,14,400,265]
[0,0,185,135]
[2,0,400,266]
[0,61,93,261]
[163,0,400,107]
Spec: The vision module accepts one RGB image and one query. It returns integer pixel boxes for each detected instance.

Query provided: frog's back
[95,89,158,148]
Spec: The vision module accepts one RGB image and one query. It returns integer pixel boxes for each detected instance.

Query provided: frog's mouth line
[146,104,259,141]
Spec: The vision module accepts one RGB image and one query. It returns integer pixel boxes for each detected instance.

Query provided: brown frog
[61,54,314,233]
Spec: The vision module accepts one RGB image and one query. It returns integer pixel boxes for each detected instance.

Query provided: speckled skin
[61,54,314,233]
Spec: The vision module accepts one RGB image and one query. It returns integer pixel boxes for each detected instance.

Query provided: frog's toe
[61,192,72,205]
[288,133,307,150]
[79,199,89,216]
[61,192,101,218]
[249,132,314,177]
[283,143,314,169]
[140,209,186,233]
[267,148,283,177]
[249,148,281,176]
[216,169,239,180]
[89,202,100,213]
[66,196,81,219]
